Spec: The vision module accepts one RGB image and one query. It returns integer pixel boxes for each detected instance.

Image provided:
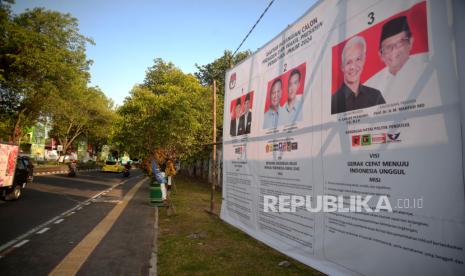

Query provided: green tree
[142,58,195,94]
[48,85,115,161]
[0,6,93,141]
[114,59,212,161]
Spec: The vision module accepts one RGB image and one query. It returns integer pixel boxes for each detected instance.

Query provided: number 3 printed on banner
[368,12,375,25]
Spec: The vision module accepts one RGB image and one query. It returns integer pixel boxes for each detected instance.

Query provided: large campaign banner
[220,1,465,275]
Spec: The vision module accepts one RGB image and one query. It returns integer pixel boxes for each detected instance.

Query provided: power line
[232,0,276,58]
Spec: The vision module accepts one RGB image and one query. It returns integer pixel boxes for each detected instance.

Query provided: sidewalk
[67,176,158,275]
[46,173,156,274]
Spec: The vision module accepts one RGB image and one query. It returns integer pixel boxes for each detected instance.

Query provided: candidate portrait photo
[330,1,428,115]
[230,92,254,137]
[263,63,306,129]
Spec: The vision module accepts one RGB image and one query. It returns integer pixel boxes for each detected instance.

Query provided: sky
[12,0,317,106]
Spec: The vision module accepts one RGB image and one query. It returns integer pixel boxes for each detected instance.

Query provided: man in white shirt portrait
[279,69,303,125]
[365,15,430,104]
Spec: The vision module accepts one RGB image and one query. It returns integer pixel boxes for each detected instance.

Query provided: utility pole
[210,80,217,213]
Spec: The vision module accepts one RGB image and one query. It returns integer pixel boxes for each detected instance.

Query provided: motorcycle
[68,161,77,177]
[123,163,131,177]
[123,168,130,177]
[68,167,76,177]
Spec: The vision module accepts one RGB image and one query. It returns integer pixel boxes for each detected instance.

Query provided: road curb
[33,168,102,176]
[149,208,159,276]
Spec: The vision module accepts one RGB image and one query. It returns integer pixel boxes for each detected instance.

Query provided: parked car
[102,160,124,173]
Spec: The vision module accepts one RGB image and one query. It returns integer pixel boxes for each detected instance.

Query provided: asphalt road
[0,169,156,275]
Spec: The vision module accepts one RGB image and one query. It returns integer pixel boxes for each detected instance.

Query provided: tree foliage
[48,85,115,159]
[0,4,94,141]
[114,59,212,161]
[195,50,251,98]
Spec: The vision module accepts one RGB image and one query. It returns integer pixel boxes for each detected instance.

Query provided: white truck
[0,143,33,200]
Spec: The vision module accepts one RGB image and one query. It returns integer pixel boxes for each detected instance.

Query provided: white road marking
[36,228,50,234]
[13,240,29,248]
[54,219,64,224]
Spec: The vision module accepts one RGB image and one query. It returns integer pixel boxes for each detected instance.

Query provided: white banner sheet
[221,1,465,275]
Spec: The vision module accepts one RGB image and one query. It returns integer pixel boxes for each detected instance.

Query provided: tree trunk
[60,137,69,163]
[11,109,26,145]
[59,123,84,162]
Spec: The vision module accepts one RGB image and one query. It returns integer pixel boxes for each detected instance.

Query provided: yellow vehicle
[102,160,124,173]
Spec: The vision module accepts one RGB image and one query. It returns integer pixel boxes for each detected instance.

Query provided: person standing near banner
[366,16,428,103]
[239,93,252,134]
[165,159,176,189]
[279,69,303,125]
[331,36,385,114]
[263,78,283,128]
[230,98,244,136]
[151,158,167,202]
